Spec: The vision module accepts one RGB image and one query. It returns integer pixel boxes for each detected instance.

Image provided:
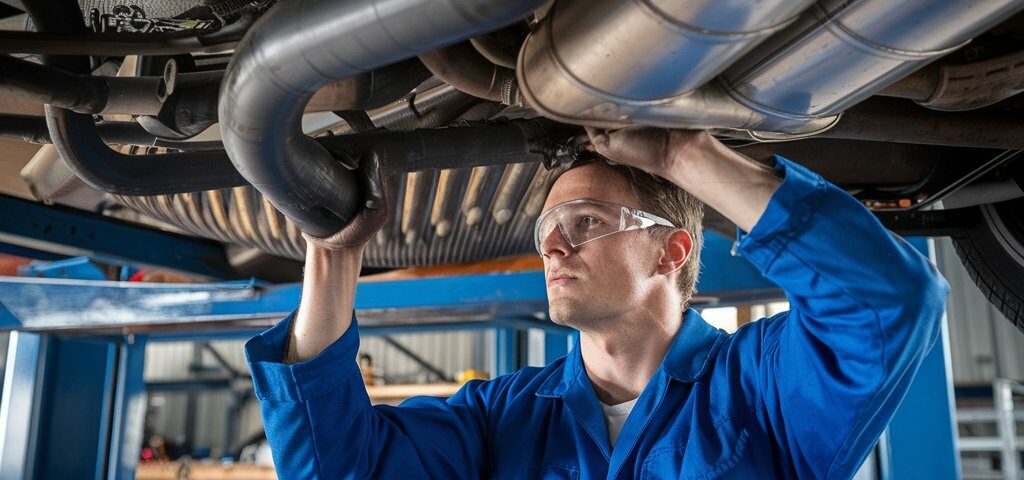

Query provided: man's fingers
[301,152,393,250]
[585,127,618,163]
[585,126,610,149]
[360,154,388,210]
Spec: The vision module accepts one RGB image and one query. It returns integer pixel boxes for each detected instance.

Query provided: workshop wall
[143,328,493,459]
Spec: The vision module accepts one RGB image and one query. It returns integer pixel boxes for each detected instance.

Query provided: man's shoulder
[465,356,568,407]
[698,311,793,406]
[717,310,790,354]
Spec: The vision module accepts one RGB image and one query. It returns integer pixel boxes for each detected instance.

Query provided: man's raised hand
[585,126,711,178]
[302,153,395,251]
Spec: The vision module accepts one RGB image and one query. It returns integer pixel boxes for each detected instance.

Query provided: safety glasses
[534,199,677,255]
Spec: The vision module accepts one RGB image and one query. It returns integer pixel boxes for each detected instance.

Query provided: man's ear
[656,229,692,276]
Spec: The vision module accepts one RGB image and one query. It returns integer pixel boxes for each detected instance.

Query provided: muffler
[518,0,1024,136]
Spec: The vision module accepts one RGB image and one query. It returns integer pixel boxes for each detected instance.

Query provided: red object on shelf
[0,254,32,276]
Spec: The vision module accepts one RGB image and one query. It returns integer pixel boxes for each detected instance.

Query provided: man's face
[539,163,667,330]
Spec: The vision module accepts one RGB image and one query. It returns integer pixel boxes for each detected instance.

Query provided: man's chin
[548,298,587,328]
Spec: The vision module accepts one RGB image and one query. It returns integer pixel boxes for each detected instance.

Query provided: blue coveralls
[245,156,950,479]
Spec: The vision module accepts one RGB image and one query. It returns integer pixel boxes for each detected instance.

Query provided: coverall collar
[536,307,725,399]
[533,308,727,468]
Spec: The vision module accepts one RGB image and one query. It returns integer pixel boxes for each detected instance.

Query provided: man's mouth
[547,274,578,287]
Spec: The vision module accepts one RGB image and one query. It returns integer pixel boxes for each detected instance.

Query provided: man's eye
[578,215,602,229]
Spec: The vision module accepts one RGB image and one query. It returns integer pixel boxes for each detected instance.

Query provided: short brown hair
[565,158,704,307]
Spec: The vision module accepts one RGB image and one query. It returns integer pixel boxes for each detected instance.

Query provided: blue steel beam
[0,276,265,332]
[494,328,519,376]
[0,331,45,478]
[0,332,123,480]
[0,272,555,336]
[0,191,775,292]
[0,242,66,261]
[880,237,960,480]
[18,256,107,280]
[32,336,119,480]
[0,230,781,336]
[0,229,781,341]
[0,194,239,279]
[544,332,571,364]
[0,271,549,330]
[107,339,148,480]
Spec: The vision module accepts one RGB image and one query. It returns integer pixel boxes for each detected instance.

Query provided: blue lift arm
[0,194,240,280]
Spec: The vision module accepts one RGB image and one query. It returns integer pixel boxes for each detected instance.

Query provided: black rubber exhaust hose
[0,54,109,113]
[138,70,225,140]
[142,59,430,140]
[42,104,251,195]
[23,0,249,195]
[317,120,583,172]
[19,0,434,197]
[0,113,223,149]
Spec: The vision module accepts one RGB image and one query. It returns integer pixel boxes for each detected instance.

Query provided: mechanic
[245,127,950,479]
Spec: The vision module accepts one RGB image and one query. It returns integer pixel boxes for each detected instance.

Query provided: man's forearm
[662,132,781,233]
[285,244,364,364]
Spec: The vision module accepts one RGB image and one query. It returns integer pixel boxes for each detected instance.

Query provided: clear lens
[535,200,627,254]
[535,199,679,255]
[535,211,560,253]
[560,205,620,246]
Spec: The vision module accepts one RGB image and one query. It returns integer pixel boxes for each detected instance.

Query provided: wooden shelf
[137,463,276,480]
[367,382,463,404]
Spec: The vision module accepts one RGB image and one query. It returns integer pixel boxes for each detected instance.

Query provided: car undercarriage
[1,0,1023,332]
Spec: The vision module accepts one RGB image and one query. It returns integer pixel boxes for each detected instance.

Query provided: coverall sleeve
[730,156,951,478]
[244,312,493,479]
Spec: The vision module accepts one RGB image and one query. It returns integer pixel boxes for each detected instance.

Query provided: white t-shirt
[600,397,638,447]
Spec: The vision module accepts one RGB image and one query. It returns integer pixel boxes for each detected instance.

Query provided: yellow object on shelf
[457,369,490,383]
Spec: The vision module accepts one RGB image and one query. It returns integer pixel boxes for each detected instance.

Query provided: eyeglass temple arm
[633,209,676,228]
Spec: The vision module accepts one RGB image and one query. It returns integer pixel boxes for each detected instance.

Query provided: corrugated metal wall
[144,341,265,458]
[359,330,493,384]
[934,237,1024,385]
[143,328,493,458]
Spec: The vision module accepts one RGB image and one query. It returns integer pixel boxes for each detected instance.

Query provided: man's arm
[245,155,492,479]
[591,128,950,478]
[284,152,391,363]
[285,245,362,363]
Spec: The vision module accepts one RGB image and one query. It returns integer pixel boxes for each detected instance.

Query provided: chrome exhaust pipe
[219,0,545,237]
[519,0,1024,136]
[722,0,1024,119]
[517,0,823,133]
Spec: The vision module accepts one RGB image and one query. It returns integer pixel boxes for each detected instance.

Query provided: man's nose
[540,225,573,258]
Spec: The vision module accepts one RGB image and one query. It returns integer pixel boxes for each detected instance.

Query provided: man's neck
[579,300,684,405]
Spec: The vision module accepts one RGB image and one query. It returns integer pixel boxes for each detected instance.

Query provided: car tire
[951,197,1024,334]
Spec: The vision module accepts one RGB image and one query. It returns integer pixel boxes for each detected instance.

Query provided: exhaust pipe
[722,0,1024,119]
[517,0,825,133]
[219,0,546,237]
[524,0,817,101]
[519,0,1024,135]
